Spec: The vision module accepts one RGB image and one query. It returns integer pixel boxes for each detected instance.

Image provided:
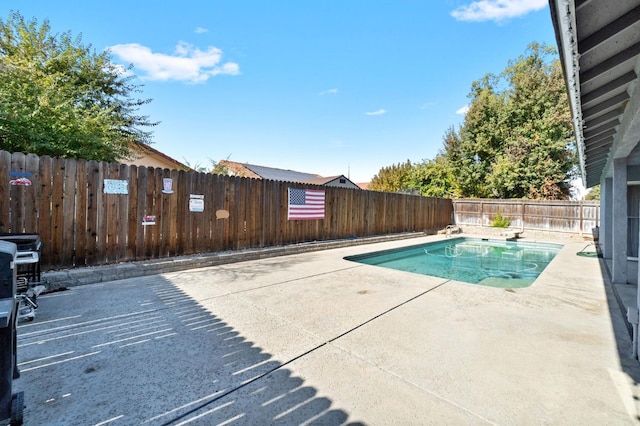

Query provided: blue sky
[4,0,554,183]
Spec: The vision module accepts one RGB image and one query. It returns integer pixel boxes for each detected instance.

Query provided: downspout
[628,307,639,359]
[636,197,640,358]
[629,198,640,359]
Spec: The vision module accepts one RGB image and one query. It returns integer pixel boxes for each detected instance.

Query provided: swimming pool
[345,237,563,288]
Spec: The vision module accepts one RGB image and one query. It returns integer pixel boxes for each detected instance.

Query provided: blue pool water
[345,237,563,288]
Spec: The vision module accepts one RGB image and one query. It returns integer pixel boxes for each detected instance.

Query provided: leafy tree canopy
[369,160,414,193]
[371,42,576,200]
[0,12,156,161]
[584,185,600,201]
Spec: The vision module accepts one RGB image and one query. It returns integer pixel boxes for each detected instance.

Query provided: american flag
[288,188,325,220]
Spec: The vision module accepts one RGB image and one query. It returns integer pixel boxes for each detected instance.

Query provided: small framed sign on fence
[189,194,204,212]
[104,179,128,194]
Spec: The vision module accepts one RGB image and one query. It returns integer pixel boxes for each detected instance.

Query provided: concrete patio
[12,234,640,425]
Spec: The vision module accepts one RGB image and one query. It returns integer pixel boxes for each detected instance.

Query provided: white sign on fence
[104,179,128,194]
[189,194,204,212]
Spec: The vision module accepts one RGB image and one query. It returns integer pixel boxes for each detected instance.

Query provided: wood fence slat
[204,172,213,251]
[251,178,261,247]
[75,160,88,266]
[0,151,10,232]
[225,174,234,249]
[85,161,101,266]
[23,154,39,233]
[96,162,109,264]
[194,171,207,253]
[175,170,186,255]
[61,158,77,265]
[36,156,53,268]
[168,169,179,256]
[236,176,247,250]
[116,164,130,262]
[261,179,271,248]
[145,167,157,259]
[190,171,199,252]
[50,158,66,267]
[184,170,195,255]
[105,163,120,263]
[126,166,139,260]
[211,173,223,252]
[9,152,26,233]
[274,180,283,246]
[151,168,162,259]
[159,169,172,258]
[231,176,242,250]
[135,166,148,260]
[204,173,216,252]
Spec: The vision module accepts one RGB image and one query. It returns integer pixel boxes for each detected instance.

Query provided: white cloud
[320,88,339,96]
[108,41,240,83]
[109,63,131,76]
[456,105,470,115]
[451,0,547,22]
[195,27,208,34]
[364,109,386,116]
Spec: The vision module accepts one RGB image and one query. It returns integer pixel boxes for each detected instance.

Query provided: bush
[492,212,510,228]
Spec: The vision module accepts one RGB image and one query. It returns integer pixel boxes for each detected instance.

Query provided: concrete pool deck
[13,233,640,424]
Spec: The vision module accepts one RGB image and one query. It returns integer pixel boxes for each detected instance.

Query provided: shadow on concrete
[14,274,359,425]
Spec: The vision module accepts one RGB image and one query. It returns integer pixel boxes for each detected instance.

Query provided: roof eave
[549,0,589,186]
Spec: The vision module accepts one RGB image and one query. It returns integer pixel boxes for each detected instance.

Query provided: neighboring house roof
[217,160,261,179]
[218,160,360,189]
[245,163,320,182]
[301,175,360,189]
[219,160,319,182]
[125,142,192,171]
[357,182,370,190]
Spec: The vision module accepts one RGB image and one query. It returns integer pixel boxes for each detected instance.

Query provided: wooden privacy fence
[452,198,600,234]
[0,151,453,269]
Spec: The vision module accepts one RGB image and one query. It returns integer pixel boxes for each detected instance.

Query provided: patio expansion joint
[208,264,367,299]
[159,279,453,425]
[320,279,498,424]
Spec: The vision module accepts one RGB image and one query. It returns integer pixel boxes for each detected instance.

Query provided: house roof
[218,160,360,188]
[219,160,321,182]
[246,164,320,182]
[302,175,361,189]
[549,0,640,187]
[130,142,192,171]
[217,160,262,179]
[301,176,344,185]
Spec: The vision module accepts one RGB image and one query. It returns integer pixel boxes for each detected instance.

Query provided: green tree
[183,157,230,174]
[452,42,575,199]
[409,155,456,197]
[369,160,414,192]
[0,12,155,161]
[584,185,600,200]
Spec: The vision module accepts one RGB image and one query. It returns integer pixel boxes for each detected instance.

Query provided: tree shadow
[14,274,360,425]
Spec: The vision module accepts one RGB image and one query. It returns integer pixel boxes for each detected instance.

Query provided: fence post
[579,200,583,235]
